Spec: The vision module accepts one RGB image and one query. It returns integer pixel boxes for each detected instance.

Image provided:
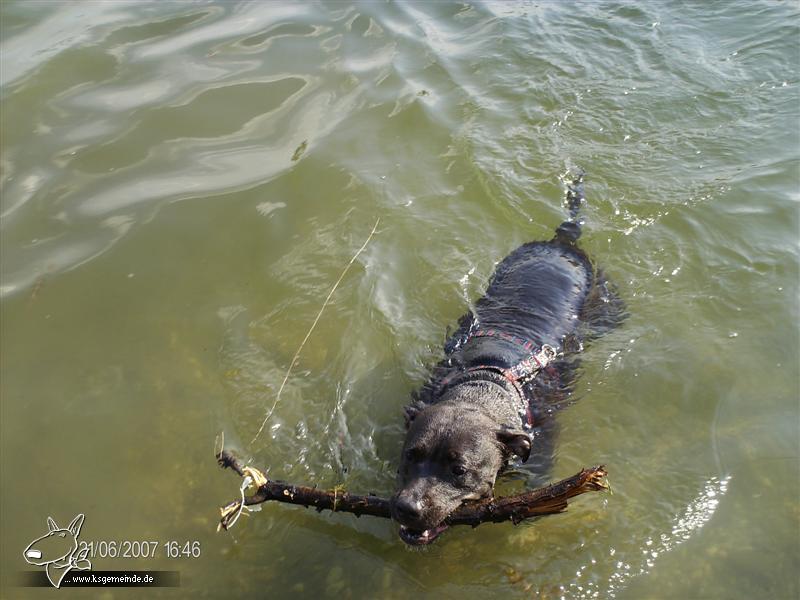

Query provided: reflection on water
[597,476,732,599]
[1,1,798,598]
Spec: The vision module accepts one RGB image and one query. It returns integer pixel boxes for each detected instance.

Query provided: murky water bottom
[1,2,798,598]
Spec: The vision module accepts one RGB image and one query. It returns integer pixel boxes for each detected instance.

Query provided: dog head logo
[23,514,91,588]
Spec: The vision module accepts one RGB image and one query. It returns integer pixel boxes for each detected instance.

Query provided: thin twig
[250,218,381,446]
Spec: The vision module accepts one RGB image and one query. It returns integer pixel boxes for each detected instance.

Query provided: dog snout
[393,495,424,524]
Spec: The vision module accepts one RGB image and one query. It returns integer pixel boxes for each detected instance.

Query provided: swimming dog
[391,173,624,545]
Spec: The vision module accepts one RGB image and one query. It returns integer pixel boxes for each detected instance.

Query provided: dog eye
[452,465,467,476]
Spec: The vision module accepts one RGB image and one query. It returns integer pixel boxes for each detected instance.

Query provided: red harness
[436,329,559,428]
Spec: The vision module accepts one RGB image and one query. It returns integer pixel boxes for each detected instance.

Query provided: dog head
[391,391,530,545]
[23,515,83,566]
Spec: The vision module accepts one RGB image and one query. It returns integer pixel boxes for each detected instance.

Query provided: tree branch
[216,450,607,532]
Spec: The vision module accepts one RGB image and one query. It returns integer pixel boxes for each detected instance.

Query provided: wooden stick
[216,450,607,531]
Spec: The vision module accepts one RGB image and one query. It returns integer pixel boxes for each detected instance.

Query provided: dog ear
[404,401,425,429]
[67,514,85,537]
[497,429,531,462]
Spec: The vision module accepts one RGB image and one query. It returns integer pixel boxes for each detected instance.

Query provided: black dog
[391,174,624,545]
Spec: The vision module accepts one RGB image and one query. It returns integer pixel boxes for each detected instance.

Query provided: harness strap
[436,330,559,428]
[469,329,558,380]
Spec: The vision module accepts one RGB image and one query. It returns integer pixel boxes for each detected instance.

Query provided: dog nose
[393,497,424,522]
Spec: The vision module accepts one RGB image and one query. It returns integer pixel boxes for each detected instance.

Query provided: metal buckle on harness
[508,343,557,382]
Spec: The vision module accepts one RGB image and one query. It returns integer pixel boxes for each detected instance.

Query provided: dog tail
[554,168,585,244]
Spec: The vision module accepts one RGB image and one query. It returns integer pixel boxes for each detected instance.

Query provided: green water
[1,2,798,598]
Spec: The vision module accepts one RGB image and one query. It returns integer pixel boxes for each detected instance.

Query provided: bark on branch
[216,450,607,531]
